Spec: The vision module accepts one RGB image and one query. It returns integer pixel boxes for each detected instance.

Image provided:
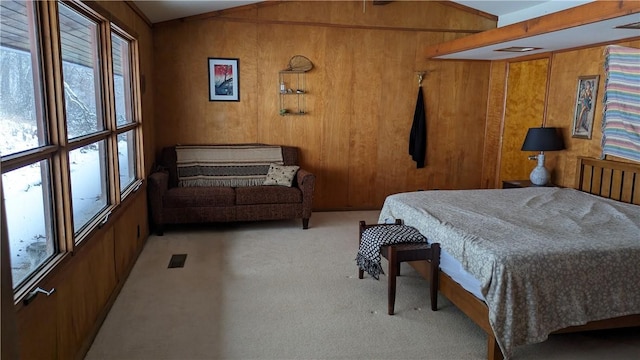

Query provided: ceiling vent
[494,46,543,53]
[615,21,640,30]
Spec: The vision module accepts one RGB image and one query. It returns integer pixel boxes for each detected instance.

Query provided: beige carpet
[85,211,640,360]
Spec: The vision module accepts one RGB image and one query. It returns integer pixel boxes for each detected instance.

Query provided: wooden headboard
[575,156,640,205]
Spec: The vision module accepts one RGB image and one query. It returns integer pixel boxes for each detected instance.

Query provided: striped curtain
[601,45,640,162]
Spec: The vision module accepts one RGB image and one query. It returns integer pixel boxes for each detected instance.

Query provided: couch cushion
[163,187,235,208]
[235,186,302,205]
[263,164,300,187]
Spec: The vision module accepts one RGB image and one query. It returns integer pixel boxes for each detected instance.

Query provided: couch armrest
[296,169,316,220]
[148,171,169,227]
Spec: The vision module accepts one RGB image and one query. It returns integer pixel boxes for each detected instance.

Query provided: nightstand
[502,180,555,189]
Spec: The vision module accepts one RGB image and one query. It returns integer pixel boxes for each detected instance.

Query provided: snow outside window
[0,0,54,288]
[112,33,134,127]
[118,130,136,192]
[1,0,143,292]
[59,2,104,140]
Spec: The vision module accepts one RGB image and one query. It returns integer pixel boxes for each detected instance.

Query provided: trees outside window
[0,0,143,291]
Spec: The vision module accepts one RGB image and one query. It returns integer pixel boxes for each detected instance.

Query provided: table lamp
[521,127,565,185]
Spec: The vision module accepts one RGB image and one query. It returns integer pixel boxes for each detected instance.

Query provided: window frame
[110,24,143,200]
[0,0,144,299]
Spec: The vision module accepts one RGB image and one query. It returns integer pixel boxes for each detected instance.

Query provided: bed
[378,157,640,360]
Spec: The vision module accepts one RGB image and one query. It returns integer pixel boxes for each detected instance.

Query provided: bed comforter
[379,187,640,358]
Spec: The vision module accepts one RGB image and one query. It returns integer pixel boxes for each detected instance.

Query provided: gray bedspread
[379,187,640,359]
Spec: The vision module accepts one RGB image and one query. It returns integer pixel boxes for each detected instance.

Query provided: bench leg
[430,244,440,311]
[430,266,438,311]
[302,218,309,229]
[388,246,397,315]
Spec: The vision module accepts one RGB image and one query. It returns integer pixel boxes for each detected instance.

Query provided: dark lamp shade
[521,127,565,151]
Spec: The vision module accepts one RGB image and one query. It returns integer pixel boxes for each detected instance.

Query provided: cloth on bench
[356,224,427,279]
[176,145,284,187]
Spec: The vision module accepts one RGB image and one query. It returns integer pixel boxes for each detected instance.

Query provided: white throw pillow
[263,163,300,187]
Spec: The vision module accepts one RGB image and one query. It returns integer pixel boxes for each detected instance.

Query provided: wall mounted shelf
[279,70,307,116]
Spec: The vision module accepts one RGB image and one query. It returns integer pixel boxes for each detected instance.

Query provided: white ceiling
[453,0,593,26]
[435,12,640,60]
[133,1,262,23]
[132,0,593,25]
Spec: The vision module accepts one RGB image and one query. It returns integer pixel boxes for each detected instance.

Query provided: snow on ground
[2,117,130,286]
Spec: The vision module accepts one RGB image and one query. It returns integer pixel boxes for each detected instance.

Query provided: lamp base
[529,153,549,186]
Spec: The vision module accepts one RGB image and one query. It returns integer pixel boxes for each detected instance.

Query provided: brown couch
[148,145,315,235]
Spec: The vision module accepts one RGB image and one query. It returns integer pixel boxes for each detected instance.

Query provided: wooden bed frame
[408,156,640,360]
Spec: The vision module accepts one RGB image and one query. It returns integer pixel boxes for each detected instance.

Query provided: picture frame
[208,58,239,101]
[571,75,599,139]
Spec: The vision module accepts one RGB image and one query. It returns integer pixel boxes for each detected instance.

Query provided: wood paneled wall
[481,60,507,188]
[16,190,149,359]
[493,39,640,188]
[546,39,640,186]
[152,1,496,210]
[499,58,549,182]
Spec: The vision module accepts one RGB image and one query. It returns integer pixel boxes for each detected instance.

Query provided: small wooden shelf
[279,70,307,116]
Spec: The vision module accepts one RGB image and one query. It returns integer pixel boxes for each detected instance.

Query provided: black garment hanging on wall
[409,86,426,168]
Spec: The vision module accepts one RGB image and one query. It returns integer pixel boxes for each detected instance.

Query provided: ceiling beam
[423,0,640,59]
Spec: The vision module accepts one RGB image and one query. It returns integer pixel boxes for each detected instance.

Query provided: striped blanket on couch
[176,145,284,187]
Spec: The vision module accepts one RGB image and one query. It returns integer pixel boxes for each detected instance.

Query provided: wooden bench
[358,220,441,315]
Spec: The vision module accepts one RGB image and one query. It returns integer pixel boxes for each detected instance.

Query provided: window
[0,0,55,288]
[59,2,104,139]
[2,162,55,286]
[0,0,143,292]
[68,141,108,233]
[59,2,110,234]
[112,33,134,127]
[0,1,46,156]
[112,31,138,193]
[117,130,137,191]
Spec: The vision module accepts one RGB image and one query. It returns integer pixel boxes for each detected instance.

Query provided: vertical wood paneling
[349,30,383,208]
[377,30,419,202]
[114,192,147,280]
[546,47,601,186]
[153,20,260,147]
[153,1,496,209]
[491,40,640,189]
[499,58,549,182]
[545,47,605,186]
[544,39,640,187]
[56,227,117,360]
[483,61,507,188]
[17,279,57,359]
[423,60,491,190]
[317,27,355,209]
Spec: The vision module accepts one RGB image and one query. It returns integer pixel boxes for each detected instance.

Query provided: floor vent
[168,254,187,268]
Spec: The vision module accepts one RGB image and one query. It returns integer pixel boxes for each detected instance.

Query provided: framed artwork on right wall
[571,75,599,139]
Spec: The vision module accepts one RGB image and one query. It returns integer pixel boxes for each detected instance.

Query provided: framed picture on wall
[571,75,599,139]
[208,58,239,101]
